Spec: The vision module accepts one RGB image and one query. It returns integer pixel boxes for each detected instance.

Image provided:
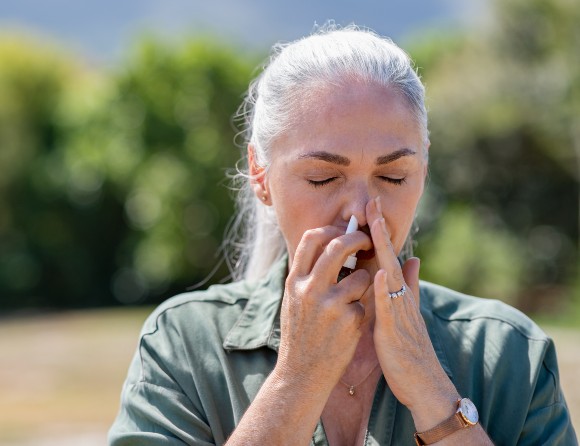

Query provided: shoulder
[419,283,577,443]
[126,279,265,386]
[420,280,548,343]
[139,279,257,340]
[419,280,554,391]
[139,256,288,344]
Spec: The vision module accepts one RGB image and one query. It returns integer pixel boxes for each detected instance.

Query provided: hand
[275,225,373,397]
[366,197,460,428]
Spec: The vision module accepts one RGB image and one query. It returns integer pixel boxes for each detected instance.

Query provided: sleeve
[517,339,578,445]
[108,315,217,446]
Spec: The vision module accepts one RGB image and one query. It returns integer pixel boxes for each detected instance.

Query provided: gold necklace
[339,363,380,396]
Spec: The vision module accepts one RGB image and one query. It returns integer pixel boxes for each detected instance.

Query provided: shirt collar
[222,256,454,379]
[222,255,287,352]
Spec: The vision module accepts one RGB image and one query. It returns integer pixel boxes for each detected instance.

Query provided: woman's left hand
[367,197,460,430]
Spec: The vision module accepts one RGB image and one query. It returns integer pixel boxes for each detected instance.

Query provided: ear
[248,144,272,206]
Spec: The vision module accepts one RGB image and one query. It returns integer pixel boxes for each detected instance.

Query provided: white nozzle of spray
[343,215,358,270]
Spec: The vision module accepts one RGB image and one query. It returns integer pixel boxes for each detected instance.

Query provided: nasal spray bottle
[337,215,359,282]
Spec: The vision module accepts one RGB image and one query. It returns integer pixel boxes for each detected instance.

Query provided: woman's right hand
[274,225,373,397]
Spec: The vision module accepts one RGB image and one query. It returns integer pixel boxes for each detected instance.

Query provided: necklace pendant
[349,386,355,396]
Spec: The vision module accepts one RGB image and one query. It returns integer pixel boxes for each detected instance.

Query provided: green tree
[0,34,254,309]
[410,0,579,313]
[0,34,105,309]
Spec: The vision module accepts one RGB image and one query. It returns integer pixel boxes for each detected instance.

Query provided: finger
[338,268,372,303]
[371,217,409,306]
[367,197,401,272]
[291,226,343,277]
[402,257,421,308]
[373,268,394,313]
[366,196,382,227]
[369,215,404,290]
[311,230,373,283]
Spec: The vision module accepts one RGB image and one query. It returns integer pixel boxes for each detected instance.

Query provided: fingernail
[380,218,389,235]
[375,196,382,214]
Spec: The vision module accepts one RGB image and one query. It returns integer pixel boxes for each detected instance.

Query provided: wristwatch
[414,398,479,445]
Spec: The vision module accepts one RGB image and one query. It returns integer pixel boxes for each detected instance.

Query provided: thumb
[402,257,421,308]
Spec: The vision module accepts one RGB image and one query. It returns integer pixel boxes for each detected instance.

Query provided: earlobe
[248,144,272,205]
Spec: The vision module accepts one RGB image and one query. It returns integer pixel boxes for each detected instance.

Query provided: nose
[341,183,370,228]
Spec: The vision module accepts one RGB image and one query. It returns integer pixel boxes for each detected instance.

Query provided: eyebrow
[297,151,350,165]
[375,148,417,165]
[297,148,417,166]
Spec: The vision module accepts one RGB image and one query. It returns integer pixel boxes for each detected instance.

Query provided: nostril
[357,225,376,260]
[359,225,371,237]
[347,213,367,229]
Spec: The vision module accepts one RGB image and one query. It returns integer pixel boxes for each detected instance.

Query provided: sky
[0,0,488,64]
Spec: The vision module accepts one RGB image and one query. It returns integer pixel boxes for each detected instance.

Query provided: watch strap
[414,399,470,445]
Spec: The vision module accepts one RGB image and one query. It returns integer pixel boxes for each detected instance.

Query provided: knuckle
[302,226,341,243]
[302,228,323,242]
[286,268,298,283]
[285,278,309,300]
[284,276,294,292]
[302,284,318,302]
[326,238,346,255]
[392,268,404,282]
[321,295,345,321]
[293,278,313,298]
[346,306,364,328]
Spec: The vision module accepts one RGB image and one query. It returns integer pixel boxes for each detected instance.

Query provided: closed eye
[308,176,406,187]
[379,176,406,186]
[307,178,337,188]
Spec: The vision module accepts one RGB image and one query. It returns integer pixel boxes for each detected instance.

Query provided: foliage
[60,38,255,305]
[418,206,525,302]
[0,34,254,309]
[0,34,100,308]
[0,0,578,313]
[411,0,579,313]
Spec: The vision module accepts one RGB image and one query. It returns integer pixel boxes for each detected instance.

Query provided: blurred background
[0,0,578,444]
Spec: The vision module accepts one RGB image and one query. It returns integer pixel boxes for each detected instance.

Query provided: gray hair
[226,24,429,282]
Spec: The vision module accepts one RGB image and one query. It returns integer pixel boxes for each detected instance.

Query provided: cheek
[381,186,423,249]
[268,182,329,255]
[272,187,312,251]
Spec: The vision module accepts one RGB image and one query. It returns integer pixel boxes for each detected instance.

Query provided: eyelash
[381,177,407,186]
[307,177,407,188]
[308,178,336,188]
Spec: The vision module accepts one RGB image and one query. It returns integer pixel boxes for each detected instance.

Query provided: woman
[109,26,577,445]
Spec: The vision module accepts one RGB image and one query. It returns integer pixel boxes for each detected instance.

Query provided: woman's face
[260,82,427,272]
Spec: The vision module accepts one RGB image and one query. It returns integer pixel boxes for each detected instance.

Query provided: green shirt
[109,257,577,445]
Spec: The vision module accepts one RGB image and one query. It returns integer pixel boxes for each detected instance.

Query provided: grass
[0,307,151,445]
[0,307,577,445]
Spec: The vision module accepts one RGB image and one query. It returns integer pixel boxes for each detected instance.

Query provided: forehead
[273,82,423,160]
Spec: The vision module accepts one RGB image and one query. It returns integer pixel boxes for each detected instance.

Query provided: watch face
[459,399,479,425]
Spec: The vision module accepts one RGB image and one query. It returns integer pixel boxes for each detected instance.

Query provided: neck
[347,327,378,371]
